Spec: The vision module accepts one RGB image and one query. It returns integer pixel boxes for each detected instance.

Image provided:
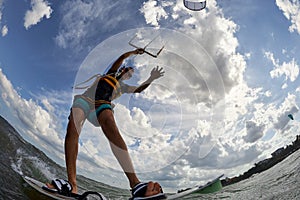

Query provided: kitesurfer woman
[47,48,165,199]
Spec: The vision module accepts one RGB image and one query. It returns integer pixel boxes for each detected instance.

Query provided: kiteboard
[165,174,224,199]
[23,176,107,200]
[24,175,223,200]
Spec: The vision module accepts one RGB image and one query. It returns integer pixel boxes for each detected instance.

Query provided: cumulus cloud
[265,51,300,82]
[2,0,297,190]
[143,0,243,95]
[243,121,265,143]
[273,93,299,131]
[276,0,300,34]
[139,0,168,27]
[65,0,281,187]
[136,0,275,184]
[24,0,53,29]
[1,24,7,36]
[0,68,68,165]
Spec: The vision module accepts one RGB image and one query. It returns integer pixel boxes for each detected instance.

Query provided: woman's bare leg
[65,108,86,193]
[98,109,140,188]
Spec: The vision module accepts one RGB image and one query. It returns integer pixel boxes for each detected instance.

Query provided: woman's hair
[116,66,134,79]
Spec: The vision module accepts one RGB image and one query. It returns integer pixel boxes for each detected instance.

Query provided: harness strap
[74,71,119,89]
[102,77,118,90]
[79,95,111,107]
[103,75,122,99]
[74,74,102,89]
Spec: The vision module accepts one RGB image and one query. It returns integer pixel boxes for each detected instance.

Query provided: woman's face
[122,68,134,80]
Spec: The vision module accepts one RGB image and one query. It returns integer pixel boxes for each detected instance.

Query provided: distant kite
[288,114,294,120]
[183,0,207,11]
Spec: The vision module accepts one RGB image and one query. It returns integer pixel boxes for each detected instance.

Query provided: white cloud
[55,0,136,51]
[66,0,293,187]
[150,0,244,94]
[139,0,168,27]
[1,24,7,36]
[24,0,53,30]
[137,0,280,185]
[0,0,3,21]
[0,0,7,37]
[265,51,299,82]
[0,68,67,165]
[282,82,288,89]
[276,0,300,34]
[243,121,265,143]
[55,0,96,49]
[2,0,298,191]
[265,90,272,97]
[273,93,299,132]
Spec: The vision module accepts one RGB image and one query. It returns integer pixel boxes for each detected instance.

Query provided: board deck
[23,176,78,200]
[23,176,107,200]
[24,175,223,200]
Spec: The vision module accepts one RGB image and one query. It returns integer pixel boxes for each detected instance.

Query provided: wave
[0,115,130,199]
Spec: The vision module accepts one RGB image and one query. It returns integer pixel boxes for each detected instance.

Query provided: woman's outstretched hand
[150,66,165,80]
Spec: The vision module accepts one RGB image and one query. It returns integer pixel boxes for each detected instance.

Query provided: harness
[101,75,122,100]
[74,73,123,105]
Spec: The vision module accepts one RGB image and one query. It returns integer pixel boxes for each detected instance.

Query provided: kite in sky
[288,114,294,120]
[183,0,207,11]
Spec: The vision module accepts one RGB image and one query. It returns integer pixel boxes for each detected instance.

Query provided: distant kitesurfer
[46,48,165,199]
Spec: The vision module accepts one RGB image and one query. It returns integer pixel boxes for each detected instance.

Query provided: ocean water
[184,148,300,200]
[0,116,299,200]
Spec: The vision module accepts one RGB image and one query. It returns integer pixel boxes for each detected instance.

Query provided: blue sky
[0,0,300,192]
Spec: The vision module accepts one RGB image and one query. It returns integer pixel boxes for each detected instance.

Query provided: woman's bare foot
[144,182,162,197]
[45,182,56,190]
[69,182,78,194]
